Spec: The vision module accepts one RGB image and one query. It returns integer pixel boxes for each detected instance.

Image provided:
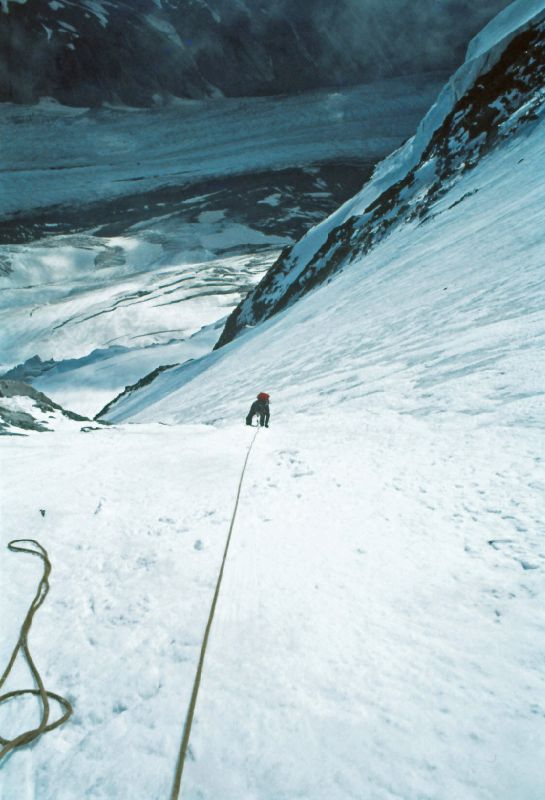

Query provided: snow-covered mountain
[0,1,516,419]
[0,0,511,106]
[1,3,544,798]
[0,378,90,433]
[216,0,545,348]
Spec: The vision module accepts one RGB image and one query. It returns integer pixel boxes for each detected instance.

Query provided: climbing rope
[0,539,73,762]
[170,427,259,799]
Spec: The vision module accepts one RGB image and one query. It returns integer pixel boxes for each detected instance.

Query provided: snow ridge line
[0,539,73,761]
[170,427,260,799]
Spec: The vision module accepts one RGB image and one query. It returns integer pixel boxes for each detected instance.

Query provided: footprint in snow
[136,556,155,569]
[519,560,539,571]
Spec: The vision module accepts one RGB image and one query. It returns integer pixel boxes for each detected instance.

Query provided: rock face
[0,0,210,106]
[0,378,89,433]
[215,5,545,349]
[0,0,511,106]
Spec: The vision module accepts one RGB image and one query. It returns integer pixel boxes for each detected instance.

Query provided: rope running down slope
[170,427,259,799]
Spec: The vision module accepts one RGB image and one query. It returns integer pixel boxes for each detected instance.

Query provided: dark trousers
[246,410,269,426]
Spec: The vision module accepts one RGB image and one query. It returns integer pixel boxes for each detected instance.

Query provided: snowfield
[1,415,544,798]
[1,1,545,798]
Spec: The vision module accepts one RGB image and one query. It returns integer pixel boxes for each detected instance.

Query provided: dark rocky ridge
[215,17,545,349]
[0,0,511,106]
[94,363,178,420]
[0,378,89,433]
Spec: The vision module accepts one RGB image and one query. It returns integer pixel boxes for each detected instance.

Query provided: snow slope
[1,378,544,797]
[1,3,544,798]
[102,85,545,431]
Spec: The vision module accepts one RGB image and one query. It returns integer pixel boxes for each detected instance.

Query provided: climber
[246,392,270,427]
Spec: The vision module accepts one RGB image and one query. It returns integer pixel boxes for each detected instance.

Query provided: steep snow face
[100,0,545,429]
[101,95,545,430]
[0,0,511,106]
[217,2,545,347]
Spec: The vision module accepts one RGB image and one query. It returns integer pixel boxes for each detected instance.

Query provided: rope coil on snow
[0,539,73,762]
[170,427,259,799]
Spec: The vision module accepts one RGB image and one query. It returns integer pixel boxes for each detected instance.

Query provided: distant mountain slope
[216,0,545,348]
[0,0,511,105]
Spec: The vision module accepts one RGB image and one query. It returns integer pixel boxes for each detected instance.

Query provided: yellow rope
[0,539,73,762]
[170,428,259,798]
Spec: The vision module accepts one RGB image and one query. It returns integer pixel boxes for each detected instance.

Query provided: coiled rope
[170,427,259,799]
[0,539,73,762]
